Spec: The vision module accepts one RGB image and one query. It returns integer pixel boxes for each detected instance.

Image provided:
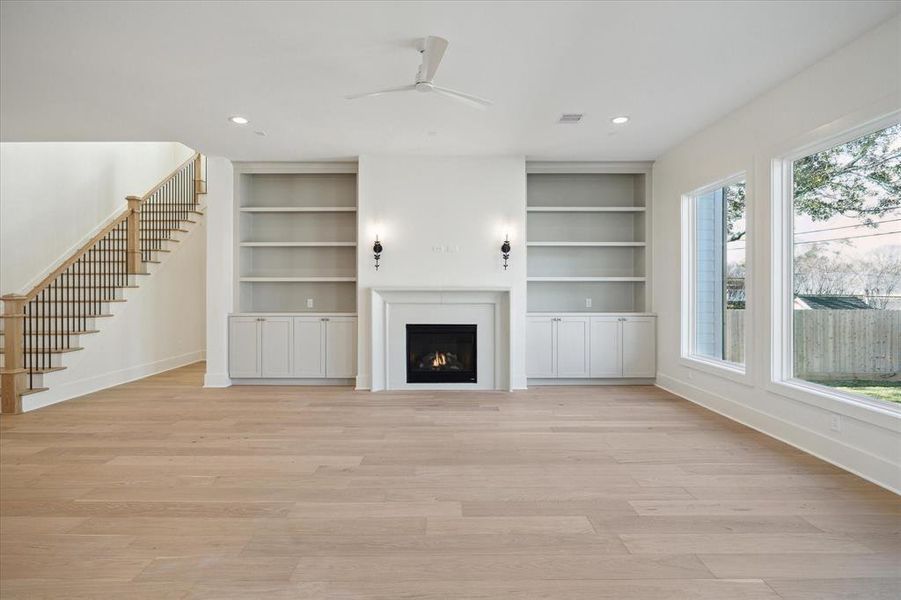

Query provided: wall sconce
[373,236,383,270]
[500,236,511,270]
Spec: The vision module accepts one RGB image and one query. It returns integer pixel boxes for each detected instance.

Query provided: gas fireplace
[406,324,477,383]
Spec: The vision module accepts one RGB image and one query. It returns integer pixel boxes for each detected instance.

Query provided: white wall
[203,157,235,388]
[0,142,195,293]
[356,155,528,390]
[653,17,901,491]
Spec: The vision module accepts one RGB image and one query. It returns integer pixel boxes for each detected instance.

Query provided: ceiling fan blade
[345,84,416,100]
[419,36,448,82]
[432,85,493,109]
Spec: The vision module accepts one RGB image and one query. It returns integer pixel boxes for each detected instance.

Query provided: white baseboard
[204,372,232,388]
[355,373,372,391]
[656,373,900,495]
[230,378,355,386]
[23,351,205,412]
[528,378,656,386]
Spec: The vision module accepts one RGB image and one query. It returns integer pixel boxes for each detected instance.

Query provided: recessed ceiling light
[611,116,630,125]
[228,116,249,125]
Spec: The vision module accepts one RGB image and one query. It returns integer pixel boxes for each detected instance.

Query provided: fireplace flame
[432,352,447,368]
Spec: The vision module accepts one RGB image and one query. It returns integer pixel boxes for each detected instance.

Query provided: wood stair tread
[16,330,100,336]
[20,387,49,396]
[1,347,83,355]
[35,298,127,304]
[22,314,114,319]
[50,285,139,289]
[28,366,67,375]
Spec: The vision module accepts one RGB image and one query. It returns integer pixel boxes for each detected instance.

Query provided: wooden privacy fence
[725,309,900,380]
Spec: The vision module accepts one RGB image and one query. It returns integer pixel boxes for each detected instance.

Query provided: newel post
[1,294,27,414]
[193,154,207,196]
[126,195,143,275]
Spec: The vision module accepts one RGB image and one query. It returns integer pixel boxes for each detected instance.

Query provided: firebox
[406,324,477,383]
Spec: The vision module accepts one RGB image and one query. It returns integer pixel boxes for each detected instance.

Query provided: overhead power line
[794,218,901,235]
[793,230,901,245]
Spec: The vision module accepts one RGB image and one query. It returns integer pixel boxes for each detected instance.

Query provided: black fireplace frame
[405,324,477,384]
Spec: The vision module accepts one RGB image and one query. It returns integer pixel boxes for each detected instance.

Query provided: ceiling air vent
[558,113,584,124]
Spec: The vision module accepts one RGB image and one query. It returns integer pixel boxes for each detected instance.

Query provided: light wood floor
[1,363,898,599]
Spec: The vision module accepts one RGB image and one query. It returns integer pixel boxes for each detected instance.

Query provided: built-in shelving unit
[234,169,358,313]
[526,166,652,313]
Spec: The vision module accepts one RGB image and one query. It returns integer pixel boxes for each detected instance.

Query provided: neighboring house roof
[794,295,873,310]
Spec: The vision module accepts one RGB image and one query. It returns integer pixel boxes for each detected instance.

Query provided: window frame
[769,112,901,416]
[680,171,753,385]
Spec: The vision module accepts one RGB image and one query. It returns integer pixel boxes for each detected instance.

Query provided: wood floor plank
[0,362,897,599]
[185,578,782,600]
[620,532,873,554]
[699,553,901,579]
[764,577,901,599]
[289,553,714,582]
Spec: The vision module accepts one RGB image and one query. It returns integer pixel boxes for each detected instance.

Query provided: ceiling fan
[346,36,493,109]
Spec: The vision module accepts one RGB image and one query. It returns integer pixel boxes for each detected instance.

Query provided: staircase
[0,153,207,413]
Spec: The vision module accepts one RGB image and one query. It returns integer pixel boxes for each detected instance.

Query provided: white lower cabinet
[525,316,589,378]
[229,315,357,380]
[325,317,357,378]
[556,317,590,377]
[526,317,556,378]
[622,317,656,377]
[228,317,261,378]
[293,317,326,378]
[527,314,656,379]
[589,317,621,377]
[260,317,293,377]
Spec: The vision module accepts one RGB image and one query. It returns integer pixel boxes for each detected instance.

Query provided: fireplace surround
[406,324,477,383]
[368,288,512,391]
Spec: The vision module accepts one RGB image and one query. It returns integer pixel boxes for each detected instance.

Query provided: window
[683,176,747,369]
[788,123,900,405]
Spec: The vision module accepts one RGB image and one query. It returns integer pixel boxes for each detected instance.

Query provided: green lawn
[810,380,901,404]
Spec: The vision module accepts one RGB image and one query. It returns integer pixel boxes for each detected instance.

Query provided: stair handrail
[13,152,202,302]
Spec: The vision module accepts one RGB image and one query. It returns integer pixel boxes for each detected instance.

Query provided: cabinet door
[229,317,260,378]
[590,317,621,377]
[556,317,590,378]
[293,317,326,378]
[526,317,556,378]
[325,317,357,378]
[622,317,656,378]
[260,317,292,377]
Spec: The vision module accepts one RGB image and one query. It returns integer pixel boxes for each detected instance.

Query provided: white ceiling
[1,1,897,161]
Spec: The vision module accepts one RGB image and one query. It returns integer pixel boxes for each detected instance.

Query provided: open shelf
[240,206,356,213]
[240,241,356,247]
[240,211,356,244]
[527,206,646,212]
[240,277,356,283]
[528,277,646,282]
[527,280,646,313]
[239,280,357,313]
[527,241,645,247]
[528,212,645,244]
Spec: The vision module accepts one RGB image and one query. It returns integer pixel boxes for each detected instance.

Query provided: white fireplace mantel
[370,287,512,391]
